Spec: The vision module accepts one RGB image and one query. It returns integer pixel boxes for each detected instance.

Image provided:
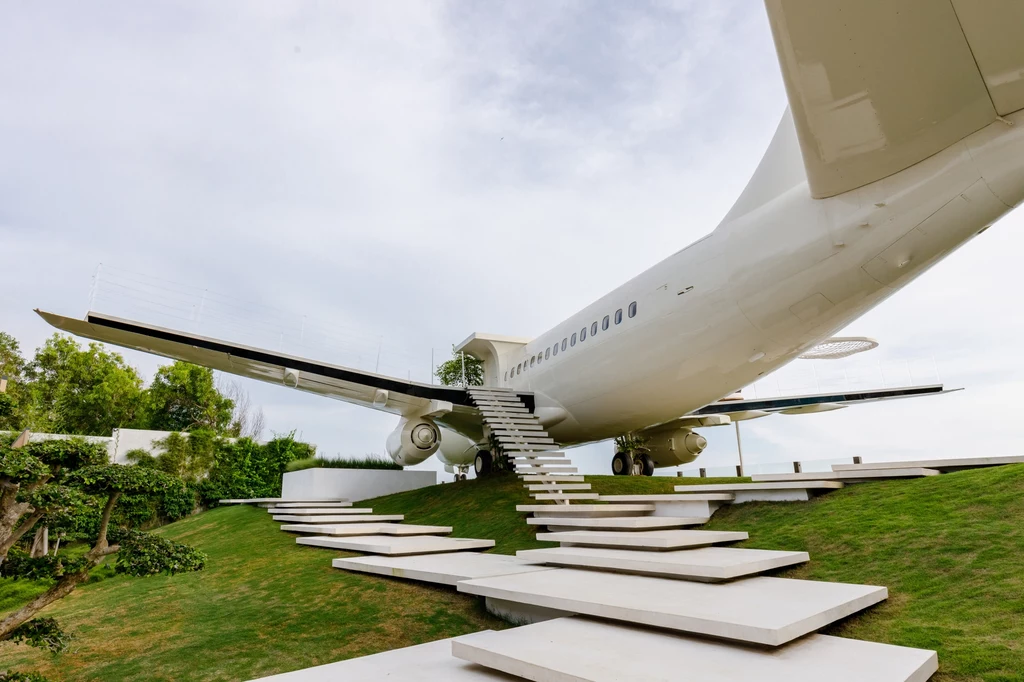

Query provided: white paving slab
[751,468,939,483]
[599,493,735,502]
[516,546,809,581]
[220,498,345,504]
[452,618,938,682]
[520,475,585,483]
[247,637,513,681]
[457,569,887,646]
[297,535,494,555]
[516,504,653,517]
[537,529,749,550]
[281,523,452,536]
[333,552,556,586]
[530,493,600,501]
[833,454,1024,472]
[265,507,373,515]
[524,483,592,491]
[674,481,844,492]
[527,515,707,530]
[273,514,403,523]
[270,501,353,508]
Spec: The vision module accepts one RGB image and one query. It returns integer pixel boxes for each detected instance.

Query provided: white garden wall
[281,468,437,502]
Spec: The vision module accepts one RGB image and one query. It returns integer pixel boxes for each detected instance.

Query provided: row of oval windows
[506,301,638,381]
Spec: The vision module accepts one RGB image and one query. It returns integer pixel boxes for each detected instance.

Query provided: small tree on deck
[435,346,484,388]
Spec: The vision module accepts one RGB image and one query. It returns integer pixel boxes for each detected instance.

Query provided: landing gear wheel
[456,473,468,481]
[474,450,493,476]
[612,451,633,476]
[638,454,655,477]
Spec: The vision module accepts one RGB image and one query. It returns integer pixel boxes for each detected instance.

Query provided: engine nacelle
[641,427,708,468]
[385,417,442,466]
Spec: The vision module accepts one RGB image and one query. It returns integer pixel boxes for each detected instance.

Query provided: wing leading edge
[35,310,532,437]
[693,384,956,419]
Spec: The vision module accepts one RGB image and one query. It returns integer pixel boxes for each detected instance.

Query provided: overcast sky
[2,2,1022,480]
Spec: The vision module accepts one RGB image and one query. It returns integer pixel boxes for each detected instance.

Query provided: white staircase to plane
[466,387,597,504]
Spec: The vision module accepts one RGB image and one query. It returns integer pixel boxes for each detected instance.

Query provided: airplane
[37,1,1024,478]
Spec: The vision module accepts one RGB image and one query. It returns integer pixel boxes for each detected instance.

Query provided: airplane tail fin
[764,0,1024,199]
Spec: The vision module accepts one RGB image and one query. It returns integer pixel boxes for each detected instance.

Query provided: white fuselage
[489,111,1024,448]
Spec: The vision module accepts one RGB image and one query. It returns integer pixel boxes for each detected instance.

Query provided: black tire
[474,450,493,476]
[638,454,655,477]
[612,451,633,476]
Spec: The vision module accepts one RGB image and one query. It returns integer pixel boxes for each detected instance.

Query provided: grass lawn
[2,467,1023,681]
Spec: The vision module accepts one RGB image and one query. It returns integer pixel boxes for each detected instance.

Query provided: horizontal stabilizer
[764,0,1012,198]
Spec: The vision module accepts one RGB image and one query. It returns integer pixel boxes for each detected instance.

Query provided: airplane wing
[35,310,526,439]
[690,384,958,422]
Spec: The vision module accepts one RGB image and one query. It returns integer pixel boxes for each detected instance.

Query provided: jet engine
[641,426,708,468]
[385,417,442,466]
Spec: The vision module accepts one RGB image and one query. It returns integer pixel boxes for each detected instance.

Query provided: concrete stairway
[466,388,596,503]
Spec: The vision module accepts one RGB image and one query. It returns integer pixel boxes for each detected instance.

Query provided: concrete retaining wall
[281,467,437,502]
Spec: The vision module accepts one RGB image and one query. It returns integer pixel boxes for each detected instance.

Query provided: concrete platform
[457,569,887,646]
[247,637,513,681]
[516,546,809,582]
[280,523,452,536]
[271,501,353,508]
[530,493,599,501]
[516,504,653,517]
[527,515,707,530]
[674,481,844,503]
[452,618,938,682]
[599,493,734,502]
[265,507,373,515]
[520,475,585,483]
[333,552,556,586]
[536,529,749,550]
[219,498,344,505]
[297,535,495,555]
[598,493,735,518]
[832,454,1024,472]
[272,514,404,523]
[524,483,592,491]
[751,468,940,483]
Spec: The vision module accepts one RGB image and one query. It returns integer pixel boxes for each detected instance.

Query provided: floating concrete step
[266,507,373,516]
[247,637,507,681]
[333,552,556,586]
[451,617,938,682]
[457,569,887,646]
[537,529,749,550]
[491,424,545,432]
[832,455,1024,472]
[513,459,566,466]
[506,444,561,452]
[497,436,556,445]
[297,535,495,555]
[516,463,577,470]
[270,501,353,509]
[530,493,600,501]
[281,523,452,537]
[524,483,592,492]
[517,504,653,517]
[751,468,940,483]
[516,546,809,582]
[219,497,345,505]
[273,514,404,523]
[527,515,707,530]
[520,475,585,483]
[674,481,843,503]
[598,493,735,518]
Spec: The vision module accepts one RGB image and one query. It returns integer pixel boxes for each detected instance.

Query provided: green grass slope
[2,467,1022,681]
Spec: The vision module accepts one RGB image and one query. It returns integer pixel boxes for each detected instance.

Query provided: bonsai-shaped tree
[0,433,206,649]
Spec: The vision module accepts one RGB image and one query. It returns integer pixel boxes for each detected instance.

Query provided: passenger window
[530,356,535,367]
[504,371,508,381]
[580,327,587,341]
[562,339,567,351]
[517,363,522,374]
[552,344,558,357]
[602,315,610,330]
[615,309,623,324]
[545,348,550,360]
[628,301,637,318]
[571,333,577,346]
[591,321,598,336]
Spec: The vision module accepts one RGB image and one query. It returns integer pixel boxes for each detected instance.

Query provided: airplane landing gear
[474,450,493,476]
[612,452,632,476]
[455,464,470,481]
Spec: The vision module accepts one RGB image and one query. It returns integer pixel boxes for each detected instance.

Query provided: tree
[219,378,266,440]
[0,332,28,431]
[435,346,483,387]
[145,362,234,433]
[0,440,205,647]
[24,334,146,436]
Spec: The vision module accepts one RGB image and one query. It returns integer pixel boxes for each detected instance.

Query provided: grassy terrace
[2,467,1023,681]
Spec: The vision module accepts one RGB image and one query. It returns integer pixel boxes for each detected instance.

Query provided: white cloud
[1,1,1021,481]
